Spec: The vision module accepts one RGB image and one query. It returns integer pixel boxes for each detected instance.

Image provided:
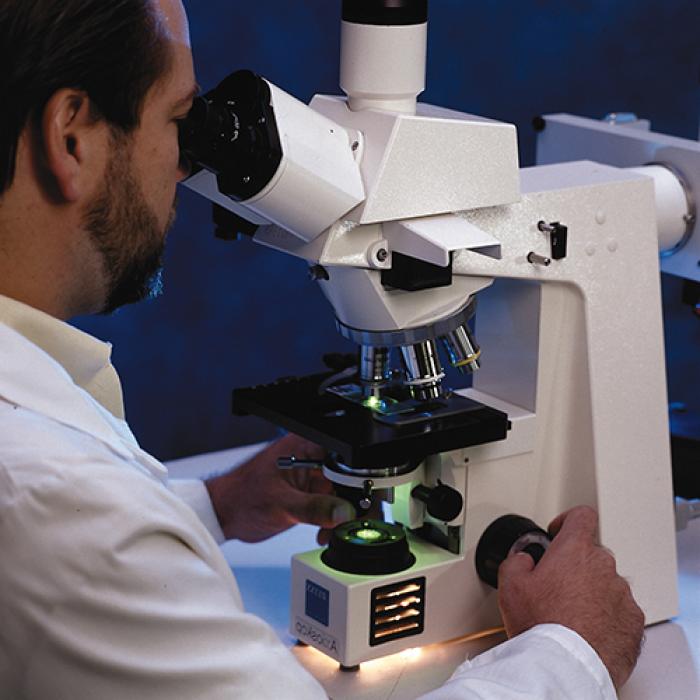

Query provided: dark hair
[0,0,171,194]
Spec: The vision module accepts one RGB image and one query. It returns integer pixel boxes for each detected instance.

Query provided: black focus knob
[342,0,428,26]
[475,514,551,589]
[412,482,463,522]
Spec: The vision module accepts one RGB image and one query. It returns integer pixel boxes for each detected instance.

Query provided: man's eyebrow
[173,85,200,110]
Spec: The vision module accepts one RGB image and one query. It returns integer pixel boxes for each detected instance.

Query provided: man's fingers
[498,551,536,587]
[548,505,598,543]
[286,493,355,529]
[317,528,333,546]
[269,433,326,462]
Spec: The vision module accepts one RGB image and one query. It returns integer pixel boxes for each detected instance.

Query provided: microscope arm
[536,113,700,282]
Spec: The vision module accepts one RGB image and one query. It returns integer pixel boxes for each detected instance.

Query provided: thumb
[286,492,355,529]
[498,551,536,587]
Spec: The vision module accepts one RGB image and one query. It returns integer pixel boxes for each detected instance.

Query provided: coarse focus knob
[411,482,463,522]
[342,0,428,25]
[474,514,551,589]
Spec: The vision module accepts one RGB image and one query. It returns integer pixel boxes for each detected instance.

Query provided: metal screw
[242,176,251,184]
[527,252,552,267]
[352,141,360,152]
[538,221,556,234]
[376,248,389,263]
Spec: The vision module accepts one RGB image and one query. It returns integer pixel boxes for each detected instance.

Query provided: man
[0,1,644,698]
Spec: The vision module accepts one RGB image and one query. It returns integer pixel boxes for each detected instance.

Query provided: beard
[83,137,176,314]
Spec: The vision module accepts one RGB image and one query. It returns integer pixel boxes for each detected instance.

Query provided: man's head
[0,0,196,318]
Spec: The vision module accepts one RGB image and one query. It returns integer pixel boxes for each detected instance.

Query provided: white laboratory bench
[168,447,700,700]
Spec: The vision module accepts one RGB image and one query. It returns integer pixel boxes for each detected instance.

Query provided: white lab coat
[0,300,616,700]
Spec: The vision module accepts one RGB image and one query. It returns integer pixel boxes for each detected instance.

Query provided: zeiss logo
[305,580,330,627]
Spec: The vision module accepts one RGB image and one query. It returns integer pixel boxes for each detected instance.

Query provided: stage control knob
[411,481,463,522]
[474,514,551,589]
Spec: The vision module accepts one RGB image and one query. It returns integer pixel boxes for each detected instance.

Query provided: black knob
[342,0,428,26]
[412,482,463,522]
[475,514,551,589]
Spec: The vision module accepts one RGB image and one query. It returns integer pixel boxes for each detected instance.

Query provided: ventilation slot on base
[369,577,426,646]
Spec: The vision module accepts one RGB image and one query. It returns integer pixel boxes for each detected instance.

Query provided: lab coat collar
[0,319,167,483]
[0,295,125,419]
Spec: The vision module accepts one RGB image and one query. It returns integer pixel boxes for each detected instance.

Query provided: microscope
[180,0,679,669]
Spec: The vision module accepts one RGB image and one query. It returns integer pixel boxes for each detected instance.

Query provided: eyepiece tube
[400,339,444,401]
[340,1,428,114]
[440,324,481,375]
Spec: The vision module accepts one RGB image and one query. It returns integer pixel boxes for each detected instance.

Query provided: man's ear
[40,89,107,203]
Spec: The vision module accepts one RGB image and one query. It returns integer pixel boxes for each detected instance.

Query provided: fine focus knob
[342,0,428,25]
[475,514,551,589]
[412,482,463,522]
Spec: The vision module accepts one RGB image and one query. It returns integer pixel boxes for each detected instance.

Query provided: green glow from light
[353,528,384,542]
[362,396,384,410]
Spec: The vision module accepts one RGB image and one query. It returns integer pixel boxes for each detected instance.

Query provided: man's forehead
[152,0,191,49]
[148,0,195,105]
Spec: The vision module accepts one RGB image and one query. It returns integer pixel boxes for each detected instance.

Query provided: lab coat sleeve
[169,477,226,544]
[419,624,616,700]
[10,461,327,700]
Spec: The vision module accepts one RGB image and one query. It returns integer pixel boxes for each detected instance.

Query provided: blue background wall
[74,0,700,462]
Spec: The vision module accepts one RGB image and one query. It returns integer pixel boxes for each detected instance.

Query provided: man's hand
[206,434,355,544]
[497,506,645,690]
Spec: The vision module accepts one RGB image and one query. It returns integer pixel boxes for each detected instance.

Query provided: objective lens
[440,323,481,374]
[360,346,391,384]
[400,339,444,401]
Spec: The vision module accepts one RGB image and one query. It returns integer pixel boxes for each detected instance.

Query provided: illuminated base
[290,533,501,667]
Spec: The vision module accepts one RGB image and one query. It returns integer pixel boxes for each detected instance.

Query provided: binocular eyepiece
[178,70,283,202]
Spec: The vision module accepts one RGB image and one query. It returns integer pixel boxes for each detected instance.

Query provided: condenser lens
[354,528,384,542]
[322,519,416,575]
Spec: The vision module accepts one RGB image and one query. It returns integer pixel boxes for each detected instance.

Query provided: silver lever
[277,456,324,470]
